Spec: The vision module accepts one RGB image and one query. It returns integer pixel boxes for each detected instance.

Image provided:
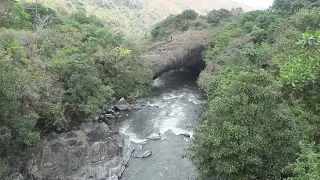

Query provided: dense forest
[0,0,319,179]
[188,0,320,179]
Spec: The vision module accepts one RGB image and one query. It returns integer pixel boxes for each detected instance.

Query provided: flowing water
[119,69,205,180]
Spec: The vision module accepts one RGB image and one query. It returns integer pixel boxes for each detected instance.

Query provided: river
[119,69,205,180]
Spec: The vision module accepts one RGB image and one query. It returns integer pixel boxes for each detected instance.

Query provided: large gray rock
[147,133,161,140]
[132,150,152,158]
[114,98,131,111]
[10,173,25,180]
[26,123,134,180]
[179,133,191,138]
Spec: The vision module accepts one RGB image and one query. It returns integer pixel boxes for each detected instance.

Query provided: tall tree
[189,69,301,179]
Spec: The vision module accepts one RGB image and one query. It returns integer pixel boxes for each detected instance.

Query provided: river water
[119,69,205,180]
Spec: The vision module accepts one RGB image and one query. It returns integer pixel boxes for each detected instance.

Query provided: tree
[295,7,320,31]
[206,9,233,26]
[189,69,301,179]
[23,3,58,27]
[272,0,320,16]
[0,49,40,154]
[180,9,198,20]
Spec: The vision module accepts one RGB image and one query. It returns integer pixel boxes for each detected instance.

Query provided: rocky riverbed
[23,69,204,180]
[119,69,205,180]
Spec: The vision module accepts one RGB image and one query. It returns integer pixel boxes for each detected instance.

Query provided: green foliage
[193,0,320,179]
[23,3,59,26]
[150,10,212,41]
[114,46,133,57]
[280,32,320,88]
[189,69,301,179]
[238,10,265,33]
[287,142,320,180]
[280,56,320,88]
[50,52,114,120]
[0,48,41,152]
[180,9,198,20]
[0,2,152,175]
[0,0,31,29]
[206,9,233,26]
[295,8,320,31]
[272,0,320,16]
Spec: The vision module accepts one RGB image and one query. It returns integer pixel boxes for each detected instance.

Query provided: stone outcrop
[143,30,210,78]
[26,123,134,180]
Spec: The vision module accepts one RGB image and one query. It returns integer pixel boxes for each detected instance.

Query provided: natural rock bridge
[143,30,211,78]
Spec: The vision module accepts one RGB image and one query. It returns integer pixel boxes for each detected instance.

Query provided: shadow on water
[119,67,205,180]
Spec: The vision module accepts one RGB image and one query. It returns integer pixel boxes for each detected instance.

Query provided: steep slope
[25,0,253,37]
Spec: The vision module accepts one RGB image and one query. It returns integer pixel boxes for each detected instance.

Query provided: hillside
[24,0,254,37]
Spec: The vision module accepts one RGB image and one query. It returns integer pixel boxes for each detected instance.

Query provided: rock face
[143,30,210,79]
[26,123,134,180]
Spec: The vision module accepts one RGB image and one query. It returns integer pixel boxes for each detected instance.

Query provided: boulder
[132,150,152,158]
[114,98,131,111]
[105,114,116,119]
[26,123,135,180]
[10,173,25,180]
[179,133,191,138]
[132,105,141,110]
[147,133,161,140]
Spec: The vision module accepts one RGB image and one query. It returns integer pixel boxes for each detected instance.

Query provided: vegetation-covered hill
[23,0,253,37]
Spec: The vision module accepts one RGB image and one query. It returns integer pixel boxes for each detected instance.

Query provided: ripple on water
[120,124,147,143]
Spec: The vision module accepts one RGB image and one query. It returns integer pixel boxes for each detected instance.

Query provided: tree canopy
[189,0,320,179]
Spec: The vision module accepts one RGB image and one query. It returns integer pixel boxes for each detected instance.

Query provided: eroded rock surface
[26,123,134,180]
